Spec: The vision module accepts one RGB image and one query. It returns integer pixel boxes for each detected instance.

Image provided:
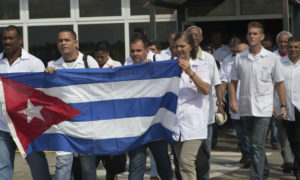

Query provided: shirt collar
[244,47,269,60]
[196,48,203,60]
[0,48,31,62]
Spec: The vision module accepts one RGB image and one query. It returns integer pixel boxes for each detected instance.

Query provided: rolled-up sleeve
[230,56,239,81]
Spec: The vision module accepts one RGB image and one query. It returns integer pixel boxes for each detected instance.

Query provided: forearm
[188,71,211,95]
[229,80,238,103]
[276,81,286,106]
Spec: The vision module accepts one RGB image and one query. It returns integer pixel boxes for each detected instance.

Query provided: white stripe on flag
[37,77,180,103]
[43,108,176,139]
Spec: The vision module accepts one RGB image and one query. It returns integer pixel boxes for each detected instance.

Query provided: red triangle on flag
[0,76,81,155]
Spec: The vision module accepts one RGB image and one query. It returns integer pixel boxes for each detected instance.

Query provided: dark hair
[248,21,264,34]
[133,27,146,36]
[174,31,197,59]
[58,28,77,40]
[4,25,22,38]
[130,34,149,49]
[95,41,110,53]
[288,36,300,43]
[148,40,162,51]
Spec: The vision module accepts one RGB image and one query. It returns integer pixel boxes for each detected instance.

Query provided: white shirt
[213,44,231,62]
[230,47,284,117]
[0,49,45,132]
[274,56,300,121]
[48,52,98,69]
[161,47,172,59]
[221,54,240,119]
[173,58,211,141]
[197,49,222,124]
[124,51,155,65]
[102,58,122,68]
[154,53,172,61]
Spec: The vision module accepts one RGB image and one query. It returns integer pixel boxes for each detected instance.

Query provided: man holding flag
[45,28,99,180]
[0,25,51,180]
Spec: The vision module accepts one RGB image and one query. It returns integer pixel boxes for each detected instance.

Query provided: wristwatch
[216,101,225,107]
[280,104,287,108]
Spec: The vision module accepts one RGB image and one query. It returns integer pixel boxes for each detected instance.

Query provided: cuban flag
[0,60,181,158]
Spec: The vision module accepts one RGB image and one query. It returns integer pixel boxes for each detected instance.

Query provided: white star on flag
[18,99,45,123]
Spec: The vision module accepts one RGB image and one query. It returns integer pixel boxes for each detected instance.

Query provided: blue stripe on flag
[0,61,181,88]
[26,123,173,155]
[69,92,177,122]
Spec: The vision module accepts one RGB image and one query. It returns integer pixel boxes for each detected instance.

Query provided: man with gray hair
[274,31,293,57]
[186,25,225,180]
[274,30,294,173]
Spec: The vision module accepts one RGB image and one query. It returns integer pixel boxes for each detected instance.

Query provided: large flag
[0,61,181,158]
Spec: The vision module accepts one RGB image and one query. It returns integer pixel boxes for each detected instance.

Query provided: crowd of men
[0,20,300,180]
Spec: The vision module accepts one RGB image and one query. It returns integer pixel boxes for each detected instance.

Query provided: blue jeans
[242,117,270,180]
[231,119,251,156]
[197,123,213,180]
[79,155,96,180]
[149,150,158,177]
[56,154,96,180]
[269,118,280,145]
[129,139,172,180]
[55,154,73,180]
[0,130,51,180]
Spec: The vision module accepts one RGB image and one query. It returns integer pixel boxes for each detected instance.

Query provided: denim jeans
[269,118,280,145]
[79,155,96,180]
[197,123,213,180]
[0,130,51,180]
[55,154,73,180]
[149,150,158,177]
[129,139,172,180]
[231,119,252,156]
[242,116,271,180]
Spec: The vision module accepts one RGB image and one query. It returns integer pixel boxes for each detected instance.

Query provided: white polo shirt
[221,54,240,120]
[173,58,211,141]
[0,49,45,132]
[274,56,300,121]
[230,47,284,117]
[197,49,222,124]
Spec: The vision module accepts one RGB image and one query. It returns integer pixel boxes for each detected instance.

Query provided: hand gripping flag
[0,60,181,157]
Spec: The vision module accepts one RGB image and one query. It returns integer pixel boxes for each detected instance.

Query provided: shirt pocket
[259,66,272,82]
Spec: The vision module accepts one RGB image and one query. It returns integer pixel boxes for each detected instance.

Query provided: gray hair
[186,25,203,36]
[276,31,293,42]
[229,36,241,48]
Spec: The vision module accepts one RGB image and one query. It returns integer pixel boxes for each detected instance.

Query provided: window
[79,0,121,17]
[28,25,72,65]
[78,24,125,63]
[0,0,19,19]
[130,0,174,15]
[29,0,70,18]
[129,22,176,49]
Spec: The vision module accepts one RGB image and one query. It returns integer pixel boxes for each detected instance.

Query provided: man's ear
[75,39,79,49]
[261,33,265,41]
